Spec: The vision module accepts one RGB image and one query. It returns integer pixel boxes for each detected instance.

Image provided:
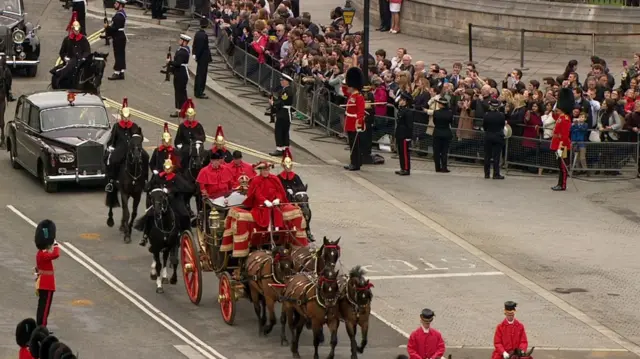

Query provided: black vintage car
[0,0,41,77]
[5,91,111,192]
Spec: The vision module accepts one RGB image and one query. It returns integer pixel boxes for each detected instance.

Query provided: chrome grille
[76,141,104,174]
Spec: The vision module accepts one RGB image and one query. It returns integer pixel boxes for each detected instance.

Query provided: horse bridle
[125,137,144,185]
[150,188,176,235]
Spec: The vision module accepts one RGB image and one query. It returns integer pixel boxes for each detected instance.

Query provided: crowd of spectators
[210,0,640,176]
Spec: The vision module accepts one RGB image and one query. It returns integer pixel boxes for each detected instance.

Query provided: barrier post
[468,23,473,64]
[519,29,527,70]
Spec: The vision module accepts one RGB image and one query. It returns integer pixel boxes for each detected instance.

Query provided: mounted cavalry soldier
[71,0,87,36]
[169,34,192,118]
[208,125,233,164]
[150,123,179,173]
[104,0,128,80]
[277,148,304,196]
[269,74,294,157]
[175,99,206,167]
[105,98,143,192]
[52,11,91,89]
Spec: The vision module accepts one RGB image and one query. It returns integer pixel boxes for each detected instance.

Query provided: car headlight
[58,153,75,163]
[12,29,25,44]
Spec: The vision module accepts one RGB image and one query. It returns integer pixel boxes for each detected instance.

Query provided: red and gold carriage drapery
[221,204,309,257]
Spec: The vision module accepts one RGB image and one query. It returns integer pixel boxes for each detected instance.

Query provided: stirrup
[105,182,114,192]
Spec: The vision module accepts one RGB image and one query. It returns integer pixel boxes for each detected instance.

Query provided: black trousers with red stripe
[36,290,54,327]
[396,137,411,172]
[557,157,568,189]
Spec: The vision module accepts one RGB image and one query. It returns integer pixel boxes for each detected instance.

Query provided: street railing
[209,24,640,177]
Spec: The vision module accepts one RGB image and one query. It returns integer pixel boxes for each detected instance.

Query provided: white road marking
[345,173,637,354]
[367,272,504,280]
[174,345,206,359]
[7,205,228,359]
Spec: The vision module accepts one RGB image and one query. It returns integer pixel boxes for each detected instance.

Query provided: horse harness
[150,188,177,239]
[125,143,144,185]
[247,251,289,293]
[281,273,338,321]
[340,275,372,322]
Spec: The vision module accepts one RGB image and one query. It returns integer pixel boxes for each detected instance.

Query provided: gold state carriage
[179,191,309,324]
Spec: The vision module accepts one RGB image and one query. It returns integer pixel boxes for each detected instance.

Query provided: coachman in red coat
[551,87,573,191]
[34,220,59,328]
[492,301,529,359]
[406,308,446,359]
[242,161,289,229]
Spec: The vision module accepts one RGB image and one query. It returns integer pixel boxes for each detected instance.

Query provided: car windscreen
[1,0,22,14]
[40,106,110,132]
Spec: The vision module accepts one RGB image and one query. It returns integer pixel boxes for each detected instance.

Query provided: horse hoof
[281,339,289,346]
[119,225,126,233]
[107,218,114,227]
[169,277,177,285]
[150,273,157,280]
[156,287,164,294]
[263,325,273,336]
[356,347,364,354]
[351,355,358,359]
[292,353,300,359]
[162,277,169,284]
[124,236,131,244]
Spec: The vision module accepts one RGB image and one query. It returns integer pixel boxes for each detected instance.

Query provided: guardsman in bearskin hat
[105,97,143,192]
[344,67,366,171]
[492,301,529,359]
[16,318,36,359]
[551,87,573,191]
[277,148,304,196]
[268,73,295,157]
[196,151,234,199]
[208,125,233,164]
[28,326,50,359]
[39,335,59,359]
[226,150,256,188]
[395,91,413,176]
[169,34,192,118]
[242,161,289,229]
[104,0,128,80]
[150,123,179,173]
[34,220,59,327]
[407,308,446,359]
[51,343,77,359]
[483,98,506,180]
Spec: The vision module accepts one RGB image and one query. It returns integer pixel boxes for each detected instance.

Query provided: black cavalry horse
[105,134,149,243]
[287,183,313,241]
[51,52,108,95]
[180,139,206,215]
[133,187,180,293]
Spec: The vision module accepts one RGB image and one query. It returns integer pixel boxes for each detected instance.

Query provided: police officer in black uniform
[192,16,212,99]
[169,34,192,118]
[0,56,14,148]
[269,74,294,157]
[105,98,143,192]
[105,0,128,80]
[482,98,506,180]
[395,91,413,176]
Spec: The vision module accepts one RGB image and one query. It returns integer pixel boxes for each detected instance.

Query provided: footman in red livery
[492,301,529,359]
[242,161,289,229]
[407,308,446,359]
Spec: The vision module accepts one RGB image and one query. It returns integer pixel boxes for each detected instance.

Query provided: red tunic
[344,91,365,132]
[242,174,289,228]
[551,113,571,151]
[196,165,234,199]
[225,161,257,187]
[36,246,60,291]
[492,319,528,359]
[19,347,34,359]
[407,327,446,359]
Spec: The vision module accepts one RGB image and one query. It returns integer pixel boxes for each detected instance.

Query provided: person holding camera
[34,220,60,328]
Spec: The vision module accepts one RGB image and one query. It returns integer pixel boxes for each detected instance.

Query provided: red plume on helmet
[122,97,128,108]
[163,122,169,133]
[282,148,292,161]
[66,11,78,32]
[215,125,224,139]
[168,153,181,168]
[179,98,195,118]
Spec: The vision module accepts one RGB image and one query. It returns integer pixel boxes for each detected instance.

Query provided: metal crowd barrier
[209,26,640,177]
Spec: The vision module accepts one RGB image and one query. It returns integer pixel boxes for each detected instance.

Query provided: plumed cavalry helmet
[162,122,171,144]
[163,154,179,171]
[556,87,574,115]
[66,11,80,33]
[15,318,36,347]
[345,66,364,91]
[281,148,293,170]
[214,125,225,147]
[120,97,131,120]
[35,219,56,250]
[179,98,196,120]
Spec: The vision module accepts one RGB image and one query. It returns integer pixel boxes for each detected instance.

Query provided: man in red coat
[344,67,366,171]
[34,220,59,328]
[492,301,529,359]
[242,161,289,229]
[196,152,234,199]
[225,150,256,188]
[551,87,573,191]
[407,308,446,359]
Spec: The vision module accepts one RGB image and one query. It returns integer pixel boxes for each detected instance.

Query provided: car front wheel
[9,139,21,169]
[39,162,58,193]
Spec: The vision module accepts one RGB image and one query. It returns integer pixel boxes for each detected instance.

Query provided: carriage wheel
[210,233,229,272]
[180,231,203,305]
[218,272,236,325]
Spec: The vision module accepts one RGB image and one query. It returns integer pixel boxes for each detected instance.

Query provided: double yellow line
[53,30,286,163]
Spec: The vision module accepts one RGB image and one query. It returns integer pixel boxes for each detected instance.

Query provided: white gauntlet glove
[163,188,169,194]
[273,198,280,206]
[64,57,70,62]
[264,200,273,207]
[556,148,563,158]
[287,189,293,195]
[153,170,159,175]
[503,351,510,359]
[107,146,115,152]
[176,144,183,149]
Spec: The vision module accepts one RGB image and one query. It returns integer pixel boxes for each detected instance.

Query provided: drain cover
[553,287,588,294]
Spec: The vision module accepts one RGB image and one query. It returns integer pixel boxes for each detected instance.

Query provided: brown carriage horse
[246,244,296,336]
[281,266,342,359]
[339,265,374,359]
[291,236,341,273]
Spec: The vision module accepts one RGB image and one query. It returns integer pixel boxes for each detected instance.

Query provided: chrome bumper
[7,58,39,66]
[45,173,106,183]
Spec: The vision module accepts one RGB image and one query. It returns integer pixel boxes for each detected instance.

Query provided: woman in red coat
[34,220,60,328]
[492,301,529,359]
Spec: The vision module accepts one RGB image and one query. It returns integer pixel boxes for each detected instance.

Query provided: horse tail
[105,187,121,208]
[133,215,146,232]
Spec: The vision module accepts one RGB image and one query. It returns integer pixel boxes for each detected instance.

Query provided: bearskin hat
[556,87,574,115]
[50,342,71,359]
[345,67,364,91]
[39,335,59,359]
[15,318,36,347]
[35,219,56,250]
[28,326,50,359]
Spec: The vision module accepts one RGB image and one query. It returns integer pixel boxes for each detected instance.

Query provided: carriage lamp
[342,0,356,27]
[209,209,220,231]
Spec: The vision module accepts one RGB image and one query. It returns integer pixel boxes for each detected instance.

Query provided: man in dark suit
[377,0,391,32]
[482,99,506,180]
[193,16,212,99]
